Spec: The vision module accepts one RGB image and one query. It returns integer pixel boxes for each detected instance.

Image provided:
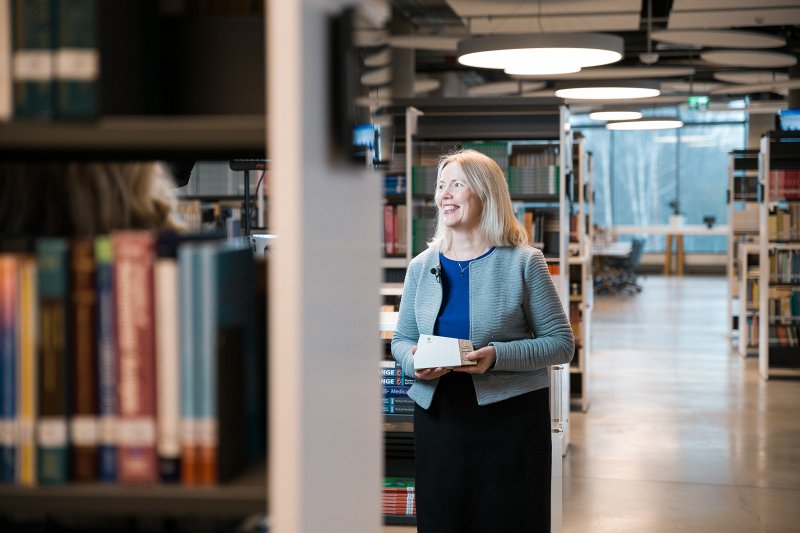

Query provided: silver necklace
[452,247,485,278]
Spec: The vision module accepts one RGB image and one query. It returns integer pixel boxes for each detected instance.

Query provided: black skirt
[414,372,551,533]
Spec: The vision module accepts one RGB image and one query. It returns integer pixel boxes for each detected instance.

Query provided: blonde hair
[428,149,528,251]
[0,161,183,238]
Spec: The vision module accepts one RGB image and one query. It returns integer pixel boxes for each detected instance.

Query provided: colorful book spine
[0,0,12,121]
[69,238,98,481]
[113,231,157,484]
[0,255,18,482]
[177,243,198,485]
[35,238,70,484]
[12,0,55,119]
[154,235,180,483]
[17,253,37,485]
[54,0,98,118]
[94,236,116,482]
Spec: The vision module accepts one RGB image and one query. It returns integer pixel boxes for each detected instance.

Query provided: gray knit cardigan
[391,245,575,408]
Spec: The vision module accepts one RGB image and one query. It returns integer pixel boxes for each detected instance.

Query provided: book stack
[381,361,414,415]
[0,231,264,486]
[382,477,416,517]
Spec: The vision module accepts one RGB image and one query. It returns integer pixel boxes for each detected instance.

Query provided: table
[612,225,728,276]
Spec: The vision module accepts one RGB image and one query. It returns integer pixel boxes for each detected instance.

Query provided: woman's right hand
[411,346,452,380]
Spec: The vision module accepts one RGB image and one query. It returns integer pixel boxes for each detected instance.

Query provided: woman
[391,149,574,533]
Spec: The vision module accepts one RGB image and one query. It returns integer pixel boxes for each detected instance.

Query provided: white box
[414,334,477,370]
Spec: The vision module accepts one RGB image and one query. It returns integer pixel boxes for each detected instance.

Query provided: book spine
[54,0,97,118]
[177,244,197,485]
[94,236,116,482]
[196,243,217,485]
[12,0,55,119]
[69,238,98,481]
[17,254,37,485]
[113,231,157,484]
[0,255,18,482]
[35,237,70,485]
[0,0,12,120]
[155,255,180,483]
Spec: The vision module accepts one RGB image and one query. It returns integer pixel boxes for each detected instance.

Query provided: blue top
[434,248,495,339]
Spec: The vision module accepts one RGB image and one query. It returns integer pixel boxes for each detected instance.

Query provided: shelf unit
[738,243,761,357]
[727,149,760,350]
[569,136,593,413]
[758,131,800,380]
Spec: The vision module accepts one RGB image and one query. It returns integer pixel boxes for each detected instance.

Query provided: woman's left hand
[453,345,496,375]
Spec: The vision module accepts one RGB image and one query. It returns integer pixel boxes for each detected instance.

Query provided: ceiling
[357,0,800,111]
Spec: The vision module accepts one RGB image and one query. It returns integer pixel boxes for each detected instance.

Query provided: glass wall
[574,106,747,252]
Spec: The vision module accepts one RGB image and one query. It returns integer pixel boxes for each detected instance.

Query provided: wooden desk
[612,225,728,276]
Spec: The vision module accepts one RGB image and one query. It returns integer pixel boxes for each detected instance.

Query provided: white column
[268,1,382,532]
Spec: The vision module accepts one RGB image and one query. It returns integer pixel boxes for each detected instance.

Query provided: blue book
[0,256,19,482]
[94,236,116,482]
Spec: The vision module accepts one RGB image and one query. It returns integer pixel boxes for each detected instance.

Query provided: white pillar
[268,1,382,532]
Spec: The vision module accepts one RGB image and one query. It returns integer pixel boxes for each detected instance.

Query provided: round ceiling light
[606,118,683,131]
[457,33,624,71]
[700,50,797,68]
[555,82,660,100]
[589,111,643,121]
[651,29,786,49]
[505,62,582,76]
[713,71,789,84]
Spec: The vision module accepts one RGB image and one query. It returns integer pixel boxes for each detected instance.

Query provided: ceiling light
[606,118,683,131]
[457,33,623,71]
[589,111,643,121]
[504,62,582,76]
[555,80,660,100]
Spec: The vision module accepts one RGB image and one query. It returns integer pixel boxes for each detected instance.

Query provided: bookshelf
[569,136,593,413]
[758,131,800,380]
[738,242,761,357]
[727,149,760,350]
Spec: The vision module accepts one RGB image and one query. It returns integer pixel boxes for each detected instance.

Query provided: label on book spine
[13,50,52,80]
[97,416,117,445]
[37,418,67,446]
[54,49,98,80]
[117,418,155,446]
[70,416,98,446]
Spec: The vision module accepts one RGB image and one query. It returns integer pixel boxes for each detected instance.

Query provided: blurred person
[0,161,183,237]
[391,149,574,533]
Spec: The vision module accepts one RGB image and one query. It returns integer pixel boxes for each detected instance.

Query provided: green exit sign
[687,96,709,110]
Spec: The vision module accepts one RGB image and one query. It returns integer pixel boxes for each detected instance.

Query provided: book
[154,233,182,483]
[0,0,12,121]
[94,236,116,482]
[69,238,98,482]
[16,251,37,485]
[0,254,18,482]
[177,241,199,485]
[54,0,98,118]
[12,0,55,119]
[35,238,71,484]
[112,231,157,484]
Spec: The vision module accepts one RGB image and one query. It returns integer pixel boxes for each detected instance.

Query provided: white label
[195,419,218,446]
[37,418,68,447]
[54,49,99,80]
[18,419,36,445]
[181,420,197,446]
[117,418,156,446]
[71,416,98,446]
[0,420,15,446]
[97,416,117,445]
[13,50,53,81]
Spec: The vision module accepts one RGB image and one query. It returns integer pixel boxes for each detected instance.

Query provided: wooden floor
[386,275,800,532]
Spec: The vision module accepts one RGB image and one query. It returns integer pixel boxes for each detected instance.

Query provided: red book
[113,231,158,483]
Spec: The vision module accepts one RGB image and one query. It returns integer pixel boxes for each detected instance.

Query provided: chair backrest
[629,238,645,269]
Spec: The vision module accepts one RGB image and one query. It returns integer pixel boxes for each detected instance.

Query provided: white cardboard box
[414,334,477,370]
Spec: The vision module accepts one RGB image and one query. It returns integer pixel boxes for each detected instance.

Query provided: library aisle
[564,275,800,532]
[386,275,800,532]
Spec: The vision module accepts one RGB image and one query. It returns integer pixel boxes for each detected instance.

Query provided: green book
[12,0,55,119]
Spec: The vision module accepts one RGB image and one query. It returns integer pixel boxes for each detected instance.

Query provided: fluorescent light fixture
[589,111,643,121]
[457,33,623,71]
[555,80,660,100]
[606,118,683,131]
